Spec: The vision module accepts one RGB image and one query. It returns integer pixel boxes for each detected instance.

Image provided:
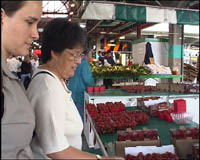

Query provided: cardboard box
[156,83,170,92]
[172,138,199,159]
[170,83,185,93]
[115,139,161,157]
[192,143,199,160]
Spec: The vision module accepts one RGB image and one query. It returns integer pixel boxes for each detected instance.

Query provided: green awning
[82,2,199,25]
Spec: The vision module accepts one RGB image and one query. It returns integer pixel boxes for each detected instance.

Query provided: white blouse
[27,69,83,159]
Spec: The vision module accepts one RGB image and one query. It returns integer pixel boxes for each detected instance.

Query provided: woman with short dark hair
[27,18,123,160]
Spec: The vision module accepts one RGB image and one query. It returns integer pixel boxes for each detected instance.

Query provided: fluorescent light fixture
[42,14,67,18]
[80,23,86,28]
[108,44,116,46]
[70,3,76,7]
[110,40,115,42]
[119,36,125,39]
[100,31,106,34]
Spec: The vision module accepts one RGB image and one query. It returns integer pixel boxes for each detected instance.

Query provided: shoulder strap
[1,71,4,119]
[31,71,55,80]
[31,71,55,137]
[1,92,4,119]
[25,71,55,90]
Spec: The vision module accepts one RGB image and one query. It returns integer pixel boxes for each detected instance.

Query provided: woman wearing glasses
[68,48,95,123]
[26,18,123,159]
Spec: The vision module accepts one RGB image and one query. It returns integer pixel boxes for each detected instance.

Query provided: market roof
[37,1,199,47]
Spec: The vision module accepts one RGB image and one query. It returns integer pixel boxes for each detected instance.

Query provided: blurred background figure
[6,55,21,77]
[20,55,32,85]
[68,48,95,122]
[104,52,116,66]
[31,54,39,72]
[97,50,105,66]
[103,52,115,88]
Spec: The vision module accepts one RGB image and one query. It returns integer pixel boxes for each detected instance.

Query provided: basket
[171,112,193,124]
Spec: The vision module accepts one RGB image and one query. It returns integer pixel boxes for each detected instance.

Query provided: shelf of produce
[84,107,198,157]
[85,89,198,98]
[94,75,182,79]
[138,75,183,79]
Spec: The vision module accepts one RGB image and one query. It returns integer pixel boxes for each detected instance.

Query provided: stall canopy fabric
[82,2,199,25]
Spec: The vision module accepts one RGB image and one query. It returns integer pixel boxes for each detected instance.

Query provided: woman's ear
[1,8,5,25]
[51,50,58,61]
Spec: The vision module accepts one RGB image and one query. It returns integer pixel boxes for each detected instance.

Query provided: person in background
[68,48,95,122]
[104,52,115,66]
[1,1,42,159]
[104,52,116,88]
[30,53,39,72]
[20,55,32,85]
[6,55,21,77]
[27,18,123,160]
[17,57,23,79]
[97,50,105,66]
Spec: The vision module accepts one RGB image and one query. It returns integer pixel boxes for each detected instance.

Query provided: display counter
[84,107,198,157]
[84,89,199,122]
[83,89,199,155]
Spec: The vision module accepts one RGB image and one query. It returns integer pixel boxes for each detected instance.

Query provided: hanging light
[69,11,74,15]
[70,3,75,8]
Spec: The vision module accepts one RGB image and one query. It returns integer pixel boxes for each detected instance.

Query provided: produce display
[97,102,126,114]
[89,62,151,77]
[117,129,159,141]
[86,102,149,134]
[121,85,157,93]
[144,64,172,75]
[91,114,116,134]
[183,63,198,82]
[126,152,179,160]
[170,127,199,140]
[86,103,98,115]
[137,97,174,121]
[156,83,199,94]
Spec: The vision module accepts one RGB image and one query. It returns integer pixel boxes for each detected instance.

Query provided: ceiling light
[69,11,73,15]
[110,40,115,42]
[108,44,116,46]
[68,18,72,21]
[119,36,125,39]
[70,3,75,7]
[100,31,106,34]
[80,23,86,28]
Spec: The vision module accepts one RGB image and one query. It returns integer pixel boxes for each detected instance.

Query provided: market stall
[83,89,199,159]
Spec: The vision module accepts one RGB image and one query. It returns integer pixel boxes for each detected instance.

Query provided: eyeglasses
[65,49,84,61]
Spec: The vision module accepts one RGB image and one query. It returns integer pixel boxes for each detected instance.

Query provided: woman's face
[1,1,42,59]
[52,47,83,80]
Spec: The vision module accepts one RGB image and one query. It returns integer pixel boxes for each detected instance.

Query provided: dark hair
[1,1,26,17]
[83,48,92,56]
[41,18,87,64]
